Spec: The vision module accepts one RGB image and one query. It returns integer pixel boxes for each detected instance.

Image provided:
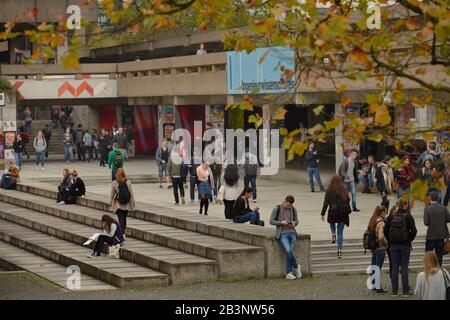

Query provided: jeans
[443,180,450,207]
[279,232,298,274]
[24,120,32,133]
[77,143,85,161]
[93,235,114,255]
[14,152,23,168]
[329,222,345,250]
[116,209,128,236]
[233,211,260,224]
[36,151,45,167]
[244,175,257,200]
[390,244,411,294]
[64,145,72,162]
[344,181,357,210]
[307,167,324,191]
[44,139,50,157]
[425,239,444,266]
[371,249,386,271]
[158,164,167,178]
[111,167,117,181]
[171,177,185,203]
[189,176,199,201]
[85,146,93,162]
[213,176,220,197]
[396,185,410,199]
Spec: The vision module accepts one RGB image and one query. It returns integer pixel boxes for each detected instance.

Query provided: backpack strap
[275,205,281,221]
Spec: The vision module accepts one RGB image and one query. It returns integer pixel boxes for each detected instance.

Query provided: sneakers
[337,250,343,259]
[402,290,413,297]
[330,233,336,244]
[214,196,218,204]
[167,184,173,189]
[285,272,296,280]
[87,252,99,258]
[391,292,398,297]
[293,265,302,279]
[181,198,186,205]
[253,199,257,203]
[352,208,360,212]
[174,202,179,206]
[57,201,65,205]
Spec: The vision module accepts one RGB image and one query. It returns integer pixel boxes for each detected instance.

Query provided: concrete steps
[19,120,65,155]
[0,200,219,285]
[14,182,312,278]
[0,220,169,288]
[0,240,117,291]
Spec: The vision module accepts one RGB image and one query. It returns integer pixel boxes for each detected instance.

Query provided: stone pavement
[17,158,429,241]
[0,269,417,300]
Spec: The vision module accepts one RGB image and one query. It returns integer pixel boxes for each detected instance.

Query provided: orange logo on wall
[58,81,94,97]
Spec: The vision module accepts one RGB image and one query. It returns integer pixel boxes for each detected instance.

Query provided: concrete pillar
[1,91,17,168]
[335,103,343,174]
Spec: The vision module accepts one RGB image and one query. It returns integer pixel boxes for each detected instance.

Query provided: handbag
[443,238,450,255]
[217,185,225,201]
[107,244,121,259]
[442,268,450,300]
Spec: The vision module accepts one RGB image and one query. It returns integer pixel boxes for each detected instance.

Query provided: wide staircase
[18,120,65,157]
[311,236,450,274]
[0,181,311,290]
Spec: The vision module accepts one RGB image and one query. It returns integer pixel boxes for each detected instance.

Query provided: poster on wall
[162,106,175,140]
[208,105,225,135]
[4,149,14,160]
[343,104,361,156]
[5,132,14,148]
[3,121,16,132]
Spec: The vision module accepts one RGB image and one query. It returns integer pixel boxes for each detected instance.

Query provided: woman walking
[23,107,32,133]
[87,215,124,258]
[414,251,450,300]
[196,161,214,215]
[98,129,110,167]
[320,174,352,258]
[396,155,416,199]
[367,204,388,292]
[110,168,135,239]
[221,164,240,219]
[33,131,47,170]
[13,135,25,169]
[62,127,74,164]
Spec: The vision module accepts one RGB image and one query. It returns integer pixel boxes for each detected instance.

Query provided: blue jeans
[233,211,260,224]
[329,222,345,250]
[390,244,411,294]
[371,249,386,271]
[444,180,450,207]
[14,152,23,168]
[36,151,45,167]
[425,239,444,266]
[158,164,167,178]
[64,145,72,162]
[213,176,220,197]
[111,167,117,181]
[189,176,199,201]
[307,167,324,191]
[279,232,298,274]
[244,175,257,200]
[344,181,357,210]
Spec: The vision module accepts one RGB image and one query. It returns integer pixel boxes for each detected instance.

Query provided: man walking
[108,143,124,181]
[76,125,85,161]
[338,151,360,212]
[42,124,52,158]
[155,139,171,189]
[113,127,128,161]
[424,191,450,266]
[270,195,302,280]
[305,142,325,192]
[244,151,259,203]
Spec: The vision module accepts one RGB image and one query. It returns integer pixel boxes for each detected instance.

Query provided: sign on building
[0,92,5,106]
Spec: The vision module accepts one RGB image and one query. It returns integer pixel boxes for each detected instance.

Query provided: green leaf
[313,105,324,116]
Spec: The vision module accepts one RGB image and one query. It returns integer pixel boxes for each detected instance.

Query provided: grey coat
[423,203,450,240]
[270,204,299,240]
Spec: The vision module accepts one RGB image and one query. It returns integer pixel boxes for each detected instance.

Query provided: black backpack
[389,212,409,243]
[363,222,380,254]
[114,150,123,168]
[245,164,258,176]
[116,180,131,205]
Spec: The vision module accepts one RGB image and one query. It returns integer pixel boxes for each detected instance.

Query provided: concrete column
[1,91,17,167]
[335,103,343,174]
[157,105,163,142]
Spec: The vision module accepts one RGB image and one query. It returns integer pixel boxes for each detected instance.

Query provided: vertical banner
[162,106,175,141]
[343,104,361,156]
[209,105,225,136]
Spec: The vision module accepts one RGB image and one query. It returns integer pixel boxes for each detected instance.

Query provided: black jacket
[233,196,252,219]
[13,140,25,153]
[70,177,86,197]
[305,150,319,168]
[384,209,417,245]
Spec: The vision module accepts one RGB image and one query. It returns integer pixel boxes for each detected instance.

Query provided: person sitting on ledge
[232,186,264,226]
[56,168,72,204]
[0,161,20,190]
[58,170,85,205]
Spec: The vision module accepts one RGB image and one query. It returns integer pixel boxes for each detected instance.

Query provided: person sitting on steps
[58,170,85,205]
[88,214,124,258]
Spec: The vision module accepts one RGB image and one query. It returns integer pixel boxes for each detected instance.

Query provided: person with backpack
[414,251,450,300]
[338,151,360,212]
[92,129,99,161]
[365,204,388,293]
[23,107,32,133]
[384,199,417,297]
[113,127,128,161]
[167,146,186,205]
[320,174,352,258]
[33,131,47,170]
[42,124,52,158]
[87,214,124,258]
[58,170,86,205]
[83,129,95,163]
[108,143,124,181]
[233,186,264,225]
[110,168,135,239]
[221,164,240,219]
[244,152,259,203]
[423,191,450,266]
[306,142,326,192]
[270,195,301,280]
[184,148,201,205]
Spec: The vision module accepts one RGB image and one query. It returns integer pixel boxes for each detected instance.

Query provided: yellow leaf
[294,141,308,157]
[347,46,372,69]
[270,4,285,17]
[313,105,324,116]
[62,52,79,69]
[283,137,293,150]
[274,107,287,120]
[307,124,323,135]
[287,146,295,162]
[336,84,347,93]
[411,179,429,201]
[367,133,383,142]
[31,48,41,60]
[280,127,288,136]
[423,132,434,142]
[342,97,352,107]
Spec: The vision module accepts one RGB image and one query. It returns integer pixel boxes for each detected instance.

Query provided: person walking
[414,251,450,300]
[98,129,110,167]
[306,142,325,192]
[270,195,301,280]
[416,141,441,167]
[51,106,61,128]
[367,204,388,293]
[155,139,171,189]
[110,168,135,239]
[33,131,47,170]
[19,127,30,160]
[167,146,186,205]
[423,191,450,266]
[87,215,124,258]
[338,151,360,212]
[108,143,124,181]
[210,160,222,204]
[13,135,25,169]
[196,161,214,215]
[384,199,417,297]
[75,125,85,162]
[221,164,240,219]
[42,124,52,158]
[185,149,201,205]
[92,129,99,161]
[62,127,74,164]
[23,107,32,133]
[320,174,352,258]
[396,155,416,199]
[113,127,128,161]
[244,152,259,203]
[83,129,94,163]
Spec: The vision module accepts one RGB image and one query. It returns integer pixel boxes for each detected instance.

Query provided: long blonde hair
[367,205,386,230]
[423,251,440,282]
